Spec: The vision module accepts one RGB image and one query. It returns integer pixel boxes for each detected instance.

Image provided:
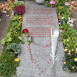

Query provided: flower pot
[35,0,44,4]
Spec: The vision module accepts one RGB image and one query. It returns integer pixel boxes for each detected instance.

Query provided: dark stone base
[18,0,34,1]
[0,0,7,3]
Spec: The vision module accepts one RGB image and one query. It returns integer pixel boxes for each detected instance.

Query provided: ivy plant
[5,43,21,55]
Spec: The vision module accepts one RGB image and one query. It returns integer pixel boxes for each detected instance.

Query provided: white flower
[67,20,73,24]
[68,17,71,20]
[67,21,70,24]
[70,24,74,27]
[61,17,64,19]
[70,20,73,23]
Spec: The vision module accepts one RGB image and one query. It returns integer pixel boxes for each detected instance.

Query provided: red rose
[22,28,28,33]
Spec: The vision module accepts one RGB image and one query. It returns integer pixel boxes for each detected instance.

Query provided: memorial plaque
[17,1,59,77]
[26,16,55,25]
[26,27,51,37]
[27,8,55,15]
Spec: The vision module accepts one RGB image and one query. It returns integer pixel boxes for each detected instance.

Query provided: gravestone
[16,1,59,77]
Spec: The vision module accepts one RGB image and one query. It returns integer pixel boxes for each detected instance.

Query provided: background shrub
[0,51,19,77]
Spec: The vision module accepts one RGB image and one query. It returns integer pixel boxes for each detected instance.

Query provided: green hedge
[0,1,24,76]
[0,14,22,77]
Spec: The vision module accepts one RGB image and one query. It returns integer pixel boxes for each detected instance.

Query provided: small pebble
[34,62,36,64]
[38,68,41,70]
[3,11,7,13]
[45,68,47,70]
[41,71,44,73]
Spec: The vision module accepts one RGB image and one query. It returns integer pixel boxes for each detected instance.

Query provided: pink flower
[50,1,55,4]
[65,2,70,6]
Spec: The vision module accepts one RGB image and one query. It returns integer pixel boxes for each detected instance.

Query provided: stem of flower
[26,37,28,42]
[28,44,33,63]
[53,64,54,77]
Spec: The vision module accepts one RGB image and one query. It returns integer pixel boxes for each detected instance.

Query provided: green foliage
[1,15,22,47]
[23,32,33,45]
[44,1,50,7]
[44,0,70,18]
[0,12,22,77]
[7,1,25,9]
[1,38,6,45]
[6,43,21,55]
[27,37,33,45]
[63,48,77,72]
[59,17,77,72]
[59,18,68,26]
[60,22,77,48]
[56,6,70,18]
[14,1,25,6]
[54,0,70,6]
[25,32,30,37]
[0,1,24,77]
[0,50,19,77]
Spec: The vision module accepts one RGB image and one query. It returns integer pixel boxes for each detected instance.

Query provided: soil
[70,0,77,31]
[71,11,77,31]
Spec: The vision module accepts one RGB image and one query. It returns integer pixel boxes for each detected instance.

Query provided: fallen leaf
[60,30,63,33]
[18,17,22,19]
[71,18,76,21]
[6,15,9,17]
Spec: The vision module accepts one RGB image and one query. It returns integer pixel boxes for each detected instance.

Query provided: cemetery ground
[0,0,77,77]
